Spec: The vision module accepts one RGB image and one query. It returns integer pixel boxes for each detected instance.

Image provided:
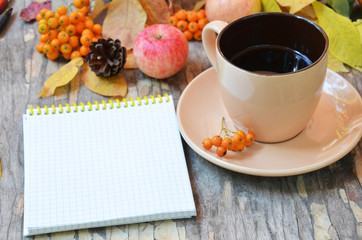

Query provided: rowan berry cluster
[35,0,102,60]
[203,118,255,157]
[168,9,208,41]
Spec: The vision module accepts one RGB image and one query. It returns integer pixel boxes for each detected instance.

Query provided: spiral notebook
[23,95,196,236]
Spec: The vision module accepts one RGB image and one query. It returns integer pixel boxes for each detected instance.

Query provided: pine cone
[86,38,127,77]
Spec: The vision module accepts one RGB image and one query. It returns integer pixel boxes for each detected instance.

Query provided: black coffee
[229,45,312,74]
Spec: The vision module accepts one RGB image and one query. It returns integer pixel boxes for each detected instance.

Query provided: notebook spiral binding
[28,94,170,116]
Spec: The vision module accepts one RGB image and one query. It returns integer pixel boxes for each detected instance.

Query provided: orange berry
[84,19,94,29]
[47,30,58,41]
[77,11,85,22]
[194,30,202,41]
[70,51,82,59]
[245,133,255,146]
[80,34,92,46]
[202,138,212,150]
[40,9,48,18]
[211,135,222,147]
[198,18,208,30]
[188,22,199,33]
[183,30,193,41]
[59,15,70,26]
[46,49,59,60]
[69,11,80,24]
[216,146,227,157]
[75,21,85,34]
[43,43,53,54]
[50,39,60,51]
[38,24,49,34]
[82,29,94,37]
[38,19,47,25]
[55,13,60,19]
[65,24,77,36]
[175,9,187,20]
[221,137,233,150]
[39,34,49,43]
[36,42,45,53]
[69,35,79,48]
[91,37,98,43]
[44,10,55,20]
[48,17,59,29]
[80,45,90,56]
[57,31,70,43]
[79,6,90,15]
[230,141,245,152]
[168,16,178,27]
[235,130,246,139]
[232,133,243,144]
[36,13,43,21]
[83,0,90,6]
[57,5,68,16]
[92,24,102,35]
[187,11,198,22]
[198,9,205,15]
[196,10,205,20]
[73,0,86,9]
[62,53,71,60]
[176,20,188,32]
[60,43,72,55]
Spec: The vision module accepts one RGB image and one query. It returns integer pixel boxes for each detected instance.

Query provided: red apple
[205,0,261,23]
[133,24,189,79]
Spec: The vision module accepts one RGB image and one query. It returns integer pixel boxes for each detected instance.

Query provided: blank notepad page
[23,96,196,236]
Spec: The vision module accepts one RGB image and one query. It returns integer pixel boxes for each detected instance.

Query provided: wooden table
[1,0,361,239]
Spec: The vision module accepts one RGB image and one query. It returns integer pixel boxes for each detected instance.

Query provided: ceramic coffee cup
[202,12,329,143]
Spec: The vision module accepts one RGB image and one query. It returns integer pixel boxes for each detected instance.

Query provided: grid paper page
[23,96,196,236]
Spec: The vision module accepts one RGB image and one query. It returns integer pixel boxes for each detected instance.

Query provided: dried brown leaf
[138,0,170,25]
[124,50,138,69]
[91,0,108,19]
[82,63,128,97]
[101,0,147,50]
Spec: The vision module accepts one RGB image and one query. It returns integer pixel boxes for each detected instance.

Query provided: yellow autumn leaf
[138,0,170,25]
[124,50,138,69]
[276,0,315,14]
[354,19,362,45]
[261,0,282,12]
[102,0,147,50]
[193,0,206,11]
[82,63,128,97]
[328,52,349,72]
[313,1,362,70]
[37,58,84,98]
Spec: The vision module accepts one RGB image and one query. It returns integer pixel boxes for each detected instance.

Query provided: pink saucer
[177,68,362,176]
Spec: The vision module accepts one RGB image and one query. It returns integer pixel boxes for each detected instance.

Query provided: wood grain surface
[0,0,361,239]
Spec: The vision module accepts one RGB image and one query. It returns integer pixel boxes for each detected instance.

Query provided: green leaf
[313,1,362,70]
[261,0,282,12]
[326,0,350,17]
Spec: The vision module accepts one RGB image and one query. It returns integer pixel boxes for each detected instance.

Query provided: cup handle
[202,21,228,68]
